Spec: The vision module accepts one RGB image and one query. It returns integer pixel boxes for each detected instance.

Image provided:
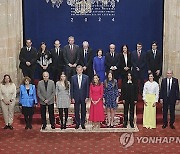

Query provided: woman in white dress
[143,73,159,129]
[56,73,70,129]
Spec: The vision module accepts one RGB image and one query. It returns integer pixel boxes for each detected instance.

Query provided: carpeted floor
[0,113,179,153]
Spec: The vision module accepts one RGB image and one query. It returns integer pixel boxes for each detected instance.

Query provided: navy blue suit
[131,50,146,93]
[160,77,179,125]
[71,74,89,126]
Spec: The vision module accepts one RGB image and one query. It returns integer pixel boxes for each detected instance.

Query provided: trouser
[58,108,68,125]
[65,66,76,81]
[22,106,34,127]
[22,66,35,84]
[1,101,15,125]
[74,99,86,126]
[124,100,135,124]
[163,98,175,125]
[52,67,64,83]
[40,104,55,126]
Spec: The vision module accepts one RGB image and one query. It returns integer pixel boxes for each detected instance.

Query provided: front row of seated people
[0,66,179,130]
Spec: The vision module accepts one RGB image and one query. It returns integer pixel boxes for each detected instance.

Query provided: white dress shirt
[143,81,159,102]
[78,74,82,89]
[123,53,128,67]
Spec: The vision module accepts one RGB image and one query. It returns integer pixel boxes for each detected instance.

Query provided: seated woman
[89,74,105,129]
[143,73,159,129]
[121,72,138,128]
[0,74,16,130]
[19,76,37,129]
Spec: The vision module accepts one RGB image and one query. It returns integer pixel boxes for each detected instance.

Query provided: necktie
[153,50,156,59]
[56,48,59,56]
[27,47,30,51]
[84,50,87,64]
[167,78,171,97]
[78,75,81,88]
[138,51,141,59]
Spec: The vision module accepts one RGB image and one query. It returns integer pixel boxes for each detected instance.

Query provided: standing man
[131,42,146,94]
[78,41,93,81]
[51,40,64,83]
[71,65,89,129]
[105,44,119,80]
[160,69,179,129]
[146,41,162,83]
[63,36,79,81]
[19,38,37,83]
[37,72,56,130]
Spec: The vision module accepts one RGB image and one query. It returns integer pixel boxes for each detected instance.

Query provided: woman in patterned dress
[56,73,71,129]
[104,71,119,127]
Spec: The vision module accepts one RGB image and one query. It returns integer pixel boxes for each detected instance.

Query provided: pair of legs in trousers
[22,106,34,129]
[1,101,15,129]
[123,100,135,128]
[40,104,55,129]
[74,99,86,128]
[59,108,68,129]
[22,66,35,84]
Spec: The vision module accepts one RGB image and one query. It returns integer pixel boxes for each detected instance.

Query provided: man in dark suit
[37,72,56,130]
[146,41,162,83]
[71,65,89,129]
[105,44,119,80]
[19,38,37,83]
[160,69,179,129]
[50,40,64,82]
[131,42,146,94]
[78,41,93,81]
[63,36,79,81]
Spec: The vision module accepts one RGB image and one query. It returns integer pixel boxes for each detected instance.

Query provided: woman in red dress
[89,74,105,129]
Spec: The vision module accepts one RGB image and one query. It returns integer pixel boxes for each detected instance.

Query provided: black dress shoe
[162,124,167,129]
[75,125,79,129]
[25,126,29,130]
[130,123,134,128]
[9,125,14,130]
[42,125,46,130]
[51,125,55,129]
[60,125,63,130]
[170,124,175,129]
[29,125,32,129]
[81,125,85,129]
[63,124,66,129]
[4,125,9,129]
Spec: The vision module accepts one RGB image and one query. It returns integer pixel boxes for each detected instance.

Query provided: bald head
[109,44,115,53]
[43,71,49,81]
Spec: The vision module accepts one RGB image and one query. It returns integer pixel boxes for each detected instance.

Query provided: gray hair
[83,41,89,46]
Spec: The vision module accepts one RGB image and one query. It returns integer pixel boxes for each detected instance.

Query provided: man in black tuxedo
[63,36,79,81]
[160,69,179,129]
[105,44,119,80]
[146,41,162,83]
[78,41,93,81]
[131,42,146,94]
[50,40,64,83]
[19,38,37,83]
[71,65,89,129]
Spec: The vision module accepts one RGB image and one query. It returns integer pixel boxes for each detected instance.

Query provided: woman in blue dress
[104,71,119,127]
[93,49,106,82]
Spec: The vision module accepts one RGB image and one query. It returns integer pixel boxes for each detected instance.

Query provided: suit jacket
[78,47,93,77]
[121,81,138,102]
[63,44,79,65]
[70,74,89,102]
[146,49,162,75]
[119,52,132,76]
[131,50,146,75]
[37,79,56,105]
[19,46,37,69]
[160,77,179,103]
[105,52,119,72]
[50,47,64,69]
[19,84,37,107]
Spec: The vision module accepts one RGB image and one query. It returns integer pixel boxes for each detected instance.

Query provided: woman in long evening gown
[93,49,106,82]
[89,74,105,129]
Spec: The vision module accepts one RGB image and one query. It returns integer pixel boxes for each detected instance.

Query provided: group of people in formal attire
[0,36,179,130]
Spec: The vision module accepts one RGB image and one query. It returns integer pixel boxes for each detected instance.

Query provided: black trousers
[123,100,135,124]
[163,99,176,125]
[40,104,55,126]
[22,66,35,84]
[74,99,86,126]
[58,108,68,125]
[22,107,34,127]
[52,67,64,83]
[65,66,76,81]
